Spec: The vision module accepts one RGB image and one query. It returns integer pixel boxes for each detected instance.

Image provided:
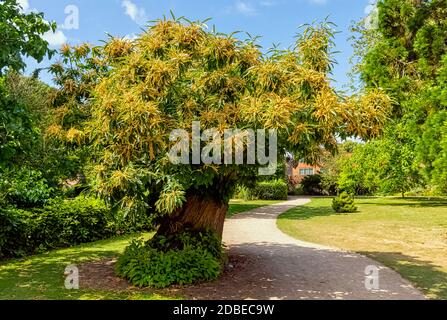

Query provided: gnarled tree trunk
[156,194,229,239]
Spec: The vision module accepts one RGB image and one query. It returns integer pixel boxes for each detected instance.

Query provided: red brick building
[287,159,322,186]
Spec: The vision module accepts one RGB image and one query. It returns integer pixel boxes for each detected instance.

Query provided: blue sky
[22,0,373,89]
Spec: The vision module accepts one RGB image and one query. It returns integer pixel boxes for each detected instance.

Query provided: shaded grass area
[277,197,447,299]
[0,199,273,300]
[0,233,177,300]
[227,199,283,218]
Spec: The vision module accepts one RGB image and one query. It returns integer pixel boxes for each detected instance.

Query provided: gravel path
[180,197,425,300]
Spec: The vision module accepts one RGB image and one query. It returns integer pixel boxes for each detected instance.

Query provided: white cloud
[228,1,257,16]
[17,0,29,12]
[121,0,147,25]
[42,30,67,47]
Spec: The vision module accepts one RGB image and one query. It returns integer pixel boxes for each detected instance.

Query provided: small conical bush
[332,192,357,213]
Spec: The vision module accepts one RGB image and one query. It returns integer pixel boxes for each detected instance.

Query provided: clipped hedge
[234,180,288,200]
[0,197,153,258]
[116,230,224,288]
[252,180,288,200]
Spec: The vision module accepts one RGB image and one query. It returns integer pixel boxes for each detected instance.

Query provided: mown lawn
[0,233,178,300]
[277,197,447,300]
[0,199,275,300]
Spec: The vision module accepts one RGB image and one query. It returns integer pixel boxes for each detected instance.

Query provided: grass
[0,199,276,300]
[0,233,178,300]
[227,199,283,218]
[277,196,447,300]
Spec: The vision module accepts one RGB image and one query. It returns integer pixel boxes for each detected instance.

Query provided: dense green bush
[31,197,115,247]
[233,180,288,200]
[252,180,288,200]
[301,174,326,195]
[233,185,254,201]
[332,192,357,213]
[0,207,32,257]
[0,196,154,258]
[0,168,53,208]
[113,209,155,235]
[116,229,224,288]
[0,197,113,257]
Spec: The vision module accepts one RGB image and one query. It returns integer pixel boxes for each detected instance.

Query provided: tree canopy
[46,18,391,235]
[350,0,447,194]
[0,0,56,74]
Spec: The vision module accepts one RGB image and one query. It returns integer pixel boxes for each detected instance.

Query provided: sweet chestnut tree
[48,18,390,240]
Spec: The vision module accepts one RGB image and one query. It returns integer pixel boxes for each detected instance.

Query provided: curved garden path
[179,197,425,300]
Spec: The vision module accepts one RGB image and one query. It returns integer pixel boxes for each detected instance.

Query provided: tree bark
[156,194,229,239]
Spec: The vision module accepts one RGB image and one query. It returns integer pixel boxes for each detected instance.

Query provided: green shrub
[0,207,32,257]
[113,209,155,235]
[31,197,115,248]
[0,196,154,259]
[301,174,325,195]
[332,192,357,213]
[0,168,53,208]
[252,179,288,200]
[116,229,224,288]
[233,185,254,200]
[0,197,113,258]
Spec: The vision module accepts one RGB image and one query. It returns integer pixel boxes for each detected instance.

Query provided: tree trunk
[156,194,229,239]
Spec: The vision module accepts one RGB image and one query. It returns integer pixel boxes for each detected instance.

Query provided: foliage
[235,180,288,200]
[352,0,447,194]
[300,174,325,195]
[0,196,152,258]
[233,185,254,201]
[0,167,53,208]
[337,143,378,195]
[0,232,175,300]
[44,43,110,186]
[0,197,111,257]
[320,141,357,195]
[332,192,357,213]
[337,135,422,197]
[0,76,41,166]
[113,209,155,235]
[0,73,65,206]
[253,179,288,200]
[116,230,223,288]
[48,18,391,220]
[0,0,56,74]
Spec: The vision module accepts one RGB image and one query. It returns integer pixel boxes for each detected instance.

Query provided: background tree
[0,0,57,207]
[1,0,55,166]
[45,43,110,185]
[338,135,420,197]
[320,141,357,194]
[0,0,56,74]
[352,0,447,194]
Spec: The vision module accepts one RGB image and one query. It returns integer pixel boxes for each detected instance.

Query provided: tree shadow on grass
[358,197,447,208]
[0,233,153,299]
[227,204,265,218]
[178,242,425,300]
[0,249,123,300]
[278,205,338,221]
[361,251,447,300]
